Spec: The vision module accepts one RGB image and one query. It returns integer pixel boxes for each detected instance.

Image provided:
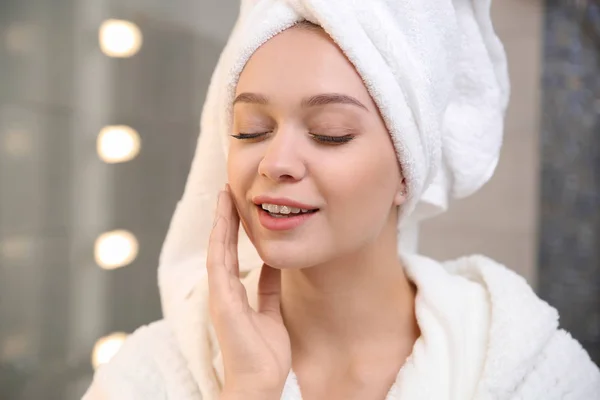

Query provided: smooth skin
[208,24,420,400]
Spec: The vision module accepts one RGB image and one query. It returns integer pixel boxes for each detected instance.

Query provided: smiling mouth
[257,204,319,218]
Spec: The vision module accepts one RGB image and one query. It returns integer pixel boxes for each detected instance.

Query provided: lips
[259,203,316,215]
[252,195,319,211]
[256,206,318,231]
[252,195,320,231]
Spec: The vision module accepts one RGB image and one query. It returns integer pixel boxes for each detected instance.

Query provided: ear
[393,177,407,206]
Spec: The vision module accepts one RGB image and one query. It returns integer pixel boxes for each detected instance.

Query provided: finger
[257,264,282,318]
[207,191,233,303]
[224,185,241,277]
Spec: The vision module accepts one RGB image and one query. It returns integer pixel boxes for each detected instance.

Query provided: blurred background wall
[0,0,598,399]
[537,0,600,366]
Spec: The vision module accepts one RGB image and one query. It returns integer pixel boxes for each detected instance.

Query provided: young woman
[84,1,600,399]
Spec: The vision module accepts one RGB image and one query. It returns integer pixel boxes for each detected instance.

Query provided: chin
[254,239,324,270]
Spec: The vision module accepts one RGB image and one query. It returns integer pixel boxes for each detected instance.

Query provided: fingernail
[212,216,220,228]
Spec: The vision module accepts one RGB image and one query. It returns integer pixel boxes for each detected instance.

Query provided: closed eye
[230,132,269,140]
[310,133,355,145]
[230,132,356,145]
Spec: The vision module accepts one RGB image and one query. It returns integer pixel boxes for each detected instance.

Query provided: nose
[258,128,306,183]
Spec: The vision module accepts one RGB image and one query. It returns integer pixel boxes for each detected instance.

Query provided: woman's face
[227,25,405,270]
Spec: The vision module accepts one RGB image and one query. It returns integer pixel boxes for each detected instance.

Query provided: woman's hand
[207,185,291,399]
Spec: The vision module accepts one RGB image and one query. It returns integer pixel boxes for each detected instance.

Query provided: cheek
[227,147,260,228]
[317,142,399,235]
[227,144,265,189]
[227,148,247,190]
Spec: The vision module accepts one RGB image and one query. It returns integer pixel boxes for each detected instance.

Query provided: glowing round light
[99,19,142,58]
[94,230,138,270]
[92,332,128,369]
[97,125,141,164]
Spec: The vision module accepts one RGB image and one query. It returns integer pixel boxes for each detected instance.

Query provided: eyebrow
[233,92,369,111]
[233,92,269,106]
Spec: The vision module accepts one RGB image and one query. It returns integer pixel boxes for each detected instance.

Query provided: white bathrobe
[84,254,600,399]
[84,0,600,398]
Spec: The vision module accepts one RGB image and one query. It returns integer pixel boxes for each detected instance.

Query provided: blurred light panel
[0,235,33,262]
[5,22,36,55]
[1,334,29,361]
[99,19,142,58]
[2,129,32,158]
[97,125,141,163]
[92,332,128,369]
[94,230,138,270]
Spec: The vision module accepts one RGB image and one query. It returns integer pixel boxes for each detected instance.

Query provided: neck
[280,219,419,367]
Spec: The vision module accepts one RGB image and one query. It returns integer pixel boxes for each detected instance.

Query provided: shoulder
[442,254,530,287]
[513,329,600,399]
[444,255,600,397]
[442,254,550,315]
[83,320,201,400]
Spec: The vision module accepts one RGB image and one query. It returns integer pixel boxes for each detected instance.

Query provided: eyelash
[230,132,355,145]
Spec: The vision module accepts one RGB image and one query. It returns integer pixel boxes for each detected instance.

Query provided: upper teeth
[261,204,310,214]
